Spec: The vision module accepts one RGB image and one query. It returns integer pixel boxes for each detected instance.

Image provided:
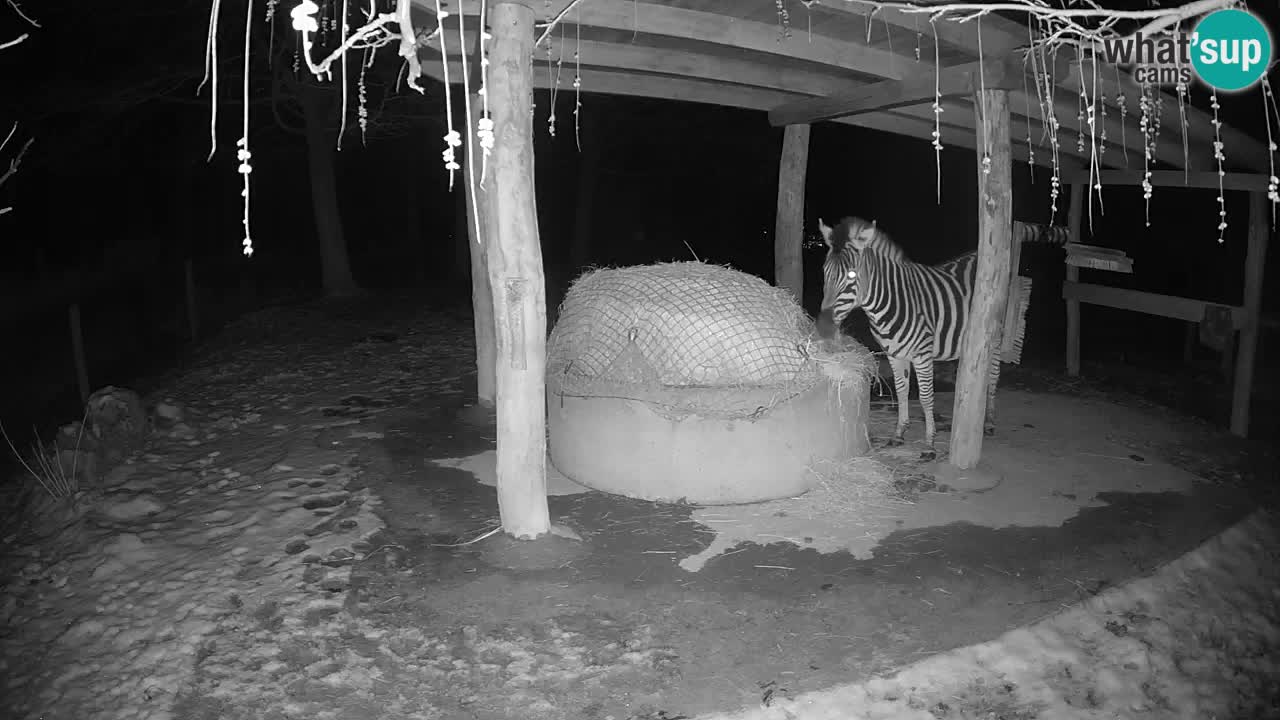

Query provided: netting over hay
[548,262,874,418]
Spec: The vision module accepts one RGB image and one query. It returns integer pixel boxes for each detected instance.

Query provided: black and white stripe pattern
[816,217,1004,456]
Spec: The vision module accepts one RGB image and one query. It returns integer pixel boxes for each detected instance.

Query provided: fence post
[69,303,89,404]
[184,258,200,341]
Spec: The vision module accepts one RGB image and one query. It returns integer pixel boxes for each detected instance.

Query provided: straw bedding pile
[547,262,874,418]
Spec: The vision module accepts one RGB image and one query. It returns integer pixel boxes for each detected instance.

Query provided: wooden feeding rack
[1065,242,1133,274]
[1061,171,1272,438]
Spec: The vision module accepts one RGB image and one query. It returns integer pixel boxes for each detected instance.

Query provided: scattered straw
[1,421,84,501]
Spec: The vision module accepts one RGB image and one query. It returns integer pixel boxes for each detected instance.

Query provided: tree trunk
[300,87,361,298]
[482,1,551,539]
[455,178,472,287]
[570,109,601,271]
[404,170,427,289]
[462,123,497,408]
[950,89,1013,470]
[773,123,809,301]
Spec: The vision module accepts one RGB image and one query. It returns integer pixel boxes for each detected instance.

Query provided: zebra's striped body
[817,217,1019,456]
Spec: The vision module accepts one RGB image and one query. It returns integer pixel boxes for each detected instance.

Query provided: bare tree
[1,0,38,217]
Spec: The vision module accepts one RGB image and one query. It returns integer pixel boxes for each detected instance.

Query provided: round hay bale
[547,262,874,505]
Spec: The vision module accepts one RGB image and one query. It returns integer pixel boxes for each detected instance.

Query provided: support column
[482,0,551,539]
[950,89,1012,470]
[463,133,497,408]
[773,124,809,301]
[1065,182,1084,376]
[1231,191,1270,436]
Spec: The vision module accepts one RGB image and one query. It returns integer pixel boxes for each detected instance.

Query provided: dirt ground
[1,292,1273,720]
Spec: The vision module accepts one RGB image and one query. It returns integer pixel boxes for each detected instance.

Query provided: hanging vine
[198,0,1273,260]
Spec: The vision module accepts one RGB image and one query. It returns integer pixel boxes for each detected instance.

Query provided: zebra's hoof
[919,449,937,461]
[984,426,996,437]
[886,437,904,448]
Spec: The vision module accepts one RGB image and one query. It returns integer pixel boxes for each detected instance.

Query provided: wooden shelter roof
[416,0,1270,185]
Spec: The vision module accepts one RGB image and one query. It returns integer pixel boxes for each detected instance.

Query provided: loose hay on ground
[680,457,912,569]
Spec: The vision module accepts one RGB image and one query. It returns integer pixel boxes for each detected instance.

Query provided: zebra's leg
[984,351,1002,437]
[887,355,913,446]
[913,355,938,459]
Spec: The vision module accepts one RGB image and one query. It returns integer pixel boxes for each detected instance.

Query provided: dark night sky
[1,1,1277,313]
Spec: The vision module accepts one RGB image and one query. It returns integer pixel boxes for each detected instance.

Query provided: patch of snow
[697,510,1280,720]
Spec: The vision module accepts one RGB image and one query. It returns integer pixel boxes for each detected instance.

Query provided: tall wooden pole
[1064,182,1084,376]
[774,123,810,301]
[1230,191,1270,436]
[463,133,497,408]
[482,0,551,539]
[950,89,1012,470]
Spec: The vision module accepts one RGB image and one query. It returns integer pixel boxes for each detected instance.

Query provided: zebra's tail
[1013,220,1070,246]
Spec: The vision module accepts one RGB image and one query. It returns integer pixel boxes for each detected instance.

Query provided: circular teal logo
[1191,9,1273,91]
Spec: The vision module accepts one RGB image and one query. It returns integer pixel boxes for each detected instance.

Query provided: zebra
[816,216,1040,459]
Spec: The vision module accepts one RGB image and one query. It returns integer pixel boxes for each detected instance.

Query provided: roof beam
[423,29,866,100]
[1056,57,1268,172]
[768,53,1073,126]
[807,0,1027,57]
[889,96,1095,171]
[419,56,1061,169]
[1061,169,1272,192]
[439,0,926,81]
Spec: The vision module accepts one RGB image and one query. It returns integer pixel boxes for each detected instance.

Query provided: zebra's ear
[818,218,835,248]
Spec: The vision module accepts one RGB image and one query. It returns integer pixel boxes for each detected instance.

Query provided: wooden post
[773,123,809,301]
[184,259,200,342]
[482,0,551,539]
[1230,191,1270,436]
[1221,330,1235,379]
[1064,182,1085,376]
[463,123,497,409]
[570,108,601,272]
[951,89,1013,470]
[68,303,89,404]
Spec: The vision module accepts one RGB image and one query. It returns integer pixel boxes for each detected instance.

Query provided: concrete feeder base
[547,376,870,505]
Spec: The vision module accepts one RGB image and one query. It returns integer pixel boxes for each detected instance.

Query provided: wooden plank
[426,30,863,100]
[1061,169,1271,192]
[1065,182,1084,376]
[807,0,1026,58]
[449,0,926,81]
[1063,281,1246,326]
[420,58,1060,168]
[183,259,199,342]
[1008,88,1204,171]
[1231,192,1270,437]
[769,57,1020,126]
[68,303,89,405]
[1056,60,1269,173]
[483,0,551,539]
[951,88,1012,470]
[774,123,809,302]
[769,52,1075,127]
[891,96,1094,170]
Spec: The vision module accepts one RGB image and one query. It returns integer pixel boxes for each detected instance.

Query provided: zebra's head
[815,216,881,339]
